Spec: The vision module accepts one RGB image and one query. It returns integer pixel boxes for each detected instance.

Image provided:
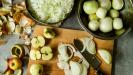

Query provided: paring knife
[73,39,104,75]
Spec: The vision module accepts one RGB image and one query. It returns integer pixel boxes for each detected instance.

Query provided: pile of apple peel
[57,43,89,75]
[11,44,25,58]
[0,1,35,46]
[0,44,26,75]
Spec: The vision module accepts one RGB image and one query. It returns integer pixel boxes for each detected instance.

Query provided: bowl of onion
[77,0,133,40]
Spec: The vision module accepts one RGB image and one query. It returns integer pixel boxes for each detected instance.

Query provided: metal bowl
[77,0,133,40]
[25,0,74,25]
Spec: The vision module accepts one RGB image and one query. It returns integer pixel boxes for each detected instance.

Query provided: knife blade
[74,39,105,75]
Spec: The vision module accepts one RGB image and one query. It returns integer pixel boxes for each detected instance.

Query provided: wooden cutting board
[27,25,114,75]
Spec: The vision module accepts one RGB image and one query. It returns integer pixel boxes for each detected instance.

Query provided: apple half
[30,50,41,60]
[31,36,45,49]
[41,46,53,60]
[43,28,56,39]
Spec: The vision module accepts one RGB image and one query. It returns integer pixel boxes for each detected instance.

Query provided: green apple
[31,36,45,49]
[41,46,53,60]
[30,64,43,75]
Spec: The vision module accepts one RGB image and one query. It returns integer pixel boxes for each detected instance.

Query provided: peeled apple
[96,7,107,19]
[110,9,119,18]
[112,0,124,10]
[113,18,123,30]
[100,17,113,33]
[115,28,125,35]
[98,0,111,10]
[89,14,98,20]
[83,1,98,14]
[88,20,100,31]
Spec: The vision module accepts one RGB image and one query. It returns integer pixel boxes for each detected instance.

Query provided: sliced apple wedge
[30,50,41,60]
[31,36,45,49]
[41,46,53,60]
